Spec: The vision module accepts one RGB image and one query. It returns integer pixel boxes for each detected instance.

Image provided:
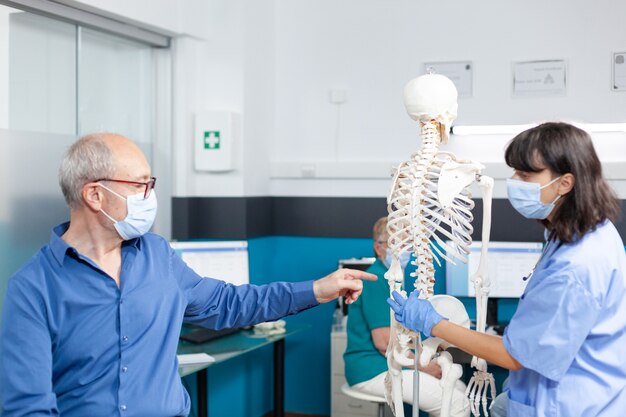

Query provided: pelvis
[420,295,470,367]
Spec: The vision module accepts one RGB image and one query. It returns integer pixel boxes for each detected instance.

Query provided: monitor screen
[338,257,376,272]
[445,241,543,298]
[169,241,250,286]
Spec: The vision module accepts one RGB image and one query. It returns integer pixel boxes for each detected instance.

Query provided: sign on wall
[613,52,626,91]
[512,60,567,97]
[424,61,473,98]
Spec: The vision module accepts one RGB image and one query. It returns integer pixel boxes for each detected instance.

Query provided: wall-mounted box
[194,111,239,172]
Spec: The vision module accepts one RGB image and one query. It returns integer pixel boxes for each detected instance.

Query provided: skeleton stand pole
[412,333,420,417]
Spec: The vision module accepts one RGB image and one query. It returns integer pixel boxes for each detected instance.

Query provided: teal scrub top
[344,259,415,386]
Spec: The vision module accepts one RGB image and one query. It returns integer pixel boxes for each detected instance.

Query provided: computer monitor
[169,241,250,286]
[338,257,376,272]
[445,241,543,298]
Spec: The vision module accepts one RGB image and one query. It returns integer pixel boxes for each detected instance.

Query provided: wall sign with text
[513,60,567,97]
[424,61,473,98]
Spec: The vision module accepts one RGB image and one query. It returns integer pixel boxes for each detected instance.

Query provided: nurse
[387,122,626,416]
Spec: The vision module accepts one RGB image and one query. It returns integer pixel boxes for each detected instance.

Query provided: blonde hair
[373,216,388,242]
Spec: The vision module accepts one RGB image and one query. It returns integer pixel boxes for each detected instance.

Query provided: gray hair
[58,133,116,208]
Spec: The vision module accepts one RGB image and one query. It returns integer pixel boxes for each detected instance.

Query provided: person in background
[389,122,626,417]
[344,217,469,417]
[0,133,376,417]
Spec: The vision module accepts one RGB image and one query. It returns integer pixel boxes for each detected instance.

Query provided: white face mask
[99,184,158,240]
[383,250,411,270]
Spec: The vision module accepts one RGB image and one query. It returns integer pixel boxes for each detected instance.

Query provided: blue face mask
[99,185,158,240]
[506,177,561,220]
[384,251,411,270]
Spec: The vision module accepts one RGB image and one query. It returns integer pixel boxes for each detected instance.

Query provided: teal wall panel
[249,236,374,415]
[184,235,528,417]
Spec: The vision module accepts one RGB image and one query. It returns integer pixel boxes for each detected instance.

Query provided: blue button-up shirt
[0,223,318,417]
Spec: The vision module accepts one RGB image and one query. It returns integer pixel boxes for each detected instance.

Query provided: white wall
[242,1,274,196]
[60,0,626,199]
[270,0,626,198]
[171,1,247,198]
[171,0,275,198]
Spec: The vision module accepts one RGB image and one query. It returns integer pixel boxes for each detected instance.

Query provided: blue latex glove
[387,290,446,337]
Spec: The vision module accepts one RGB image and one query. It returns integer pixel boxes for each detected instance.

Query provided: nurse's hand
[387,290,446,337]
[313,268,377,305]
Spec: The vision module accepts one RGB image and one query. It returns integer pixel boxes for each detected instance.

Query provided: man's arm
[172,246,376,328]
[0,278,58,416]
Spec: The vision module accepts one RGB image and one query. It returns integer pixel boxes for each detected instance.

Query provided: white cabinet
[331,331,388,417]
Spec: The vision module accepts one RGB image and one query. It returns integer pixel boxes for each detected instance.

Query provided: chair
[341,383,386,417]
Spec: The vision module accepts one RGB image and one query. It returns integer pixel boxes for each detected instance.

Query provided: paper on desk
[253,319,286,336]
[177,353,216,366]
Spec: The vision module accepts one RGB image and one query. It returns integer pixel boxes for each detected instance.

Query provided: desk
[177,324,308,417]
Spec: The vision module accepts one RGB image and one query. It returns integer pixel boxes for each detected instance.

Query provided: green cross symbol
[204,131,221,149]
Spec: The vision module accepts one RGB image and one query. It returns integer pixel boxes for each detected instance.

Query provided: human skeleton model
[383,74,496,417]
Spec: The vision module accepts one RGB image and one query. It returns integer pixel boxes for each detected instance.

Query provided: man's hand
[313,268,377,304]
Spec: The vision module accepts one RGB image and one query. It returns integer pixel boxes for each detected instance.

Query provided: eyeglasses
[96,177,157,199]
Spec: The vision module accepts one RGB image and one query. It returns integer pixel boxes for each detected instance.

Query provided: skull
[403,73,458,143]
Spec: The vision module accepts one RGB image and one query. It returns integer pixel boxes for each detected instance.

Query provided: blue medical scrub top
[503,220,626,416]
[0,223,318,417]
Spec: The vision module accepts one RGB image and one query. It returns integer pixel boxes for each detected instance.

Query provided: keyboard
[179,327,241,344]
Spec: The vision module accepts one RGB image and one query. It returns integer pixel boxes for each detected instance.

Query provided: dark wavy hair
[504,122,621,243]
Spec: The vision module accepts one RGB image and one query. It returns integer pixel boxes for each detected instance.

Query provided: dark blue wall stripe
[171,197,626,241]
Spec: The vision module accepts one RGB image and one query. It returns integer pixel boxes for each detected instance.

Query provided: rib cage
[384,120,483,417]
[387,121,475,295]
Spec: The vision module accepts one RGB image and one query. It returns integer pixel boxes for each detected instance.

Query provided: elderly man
[0,133,375,417]
[344,217,469,417]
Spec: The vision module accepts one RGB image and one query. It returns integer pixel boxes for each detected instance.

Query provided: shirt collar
[124,236,142,251]
[50,222,72,266]
[49,222,142,267]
